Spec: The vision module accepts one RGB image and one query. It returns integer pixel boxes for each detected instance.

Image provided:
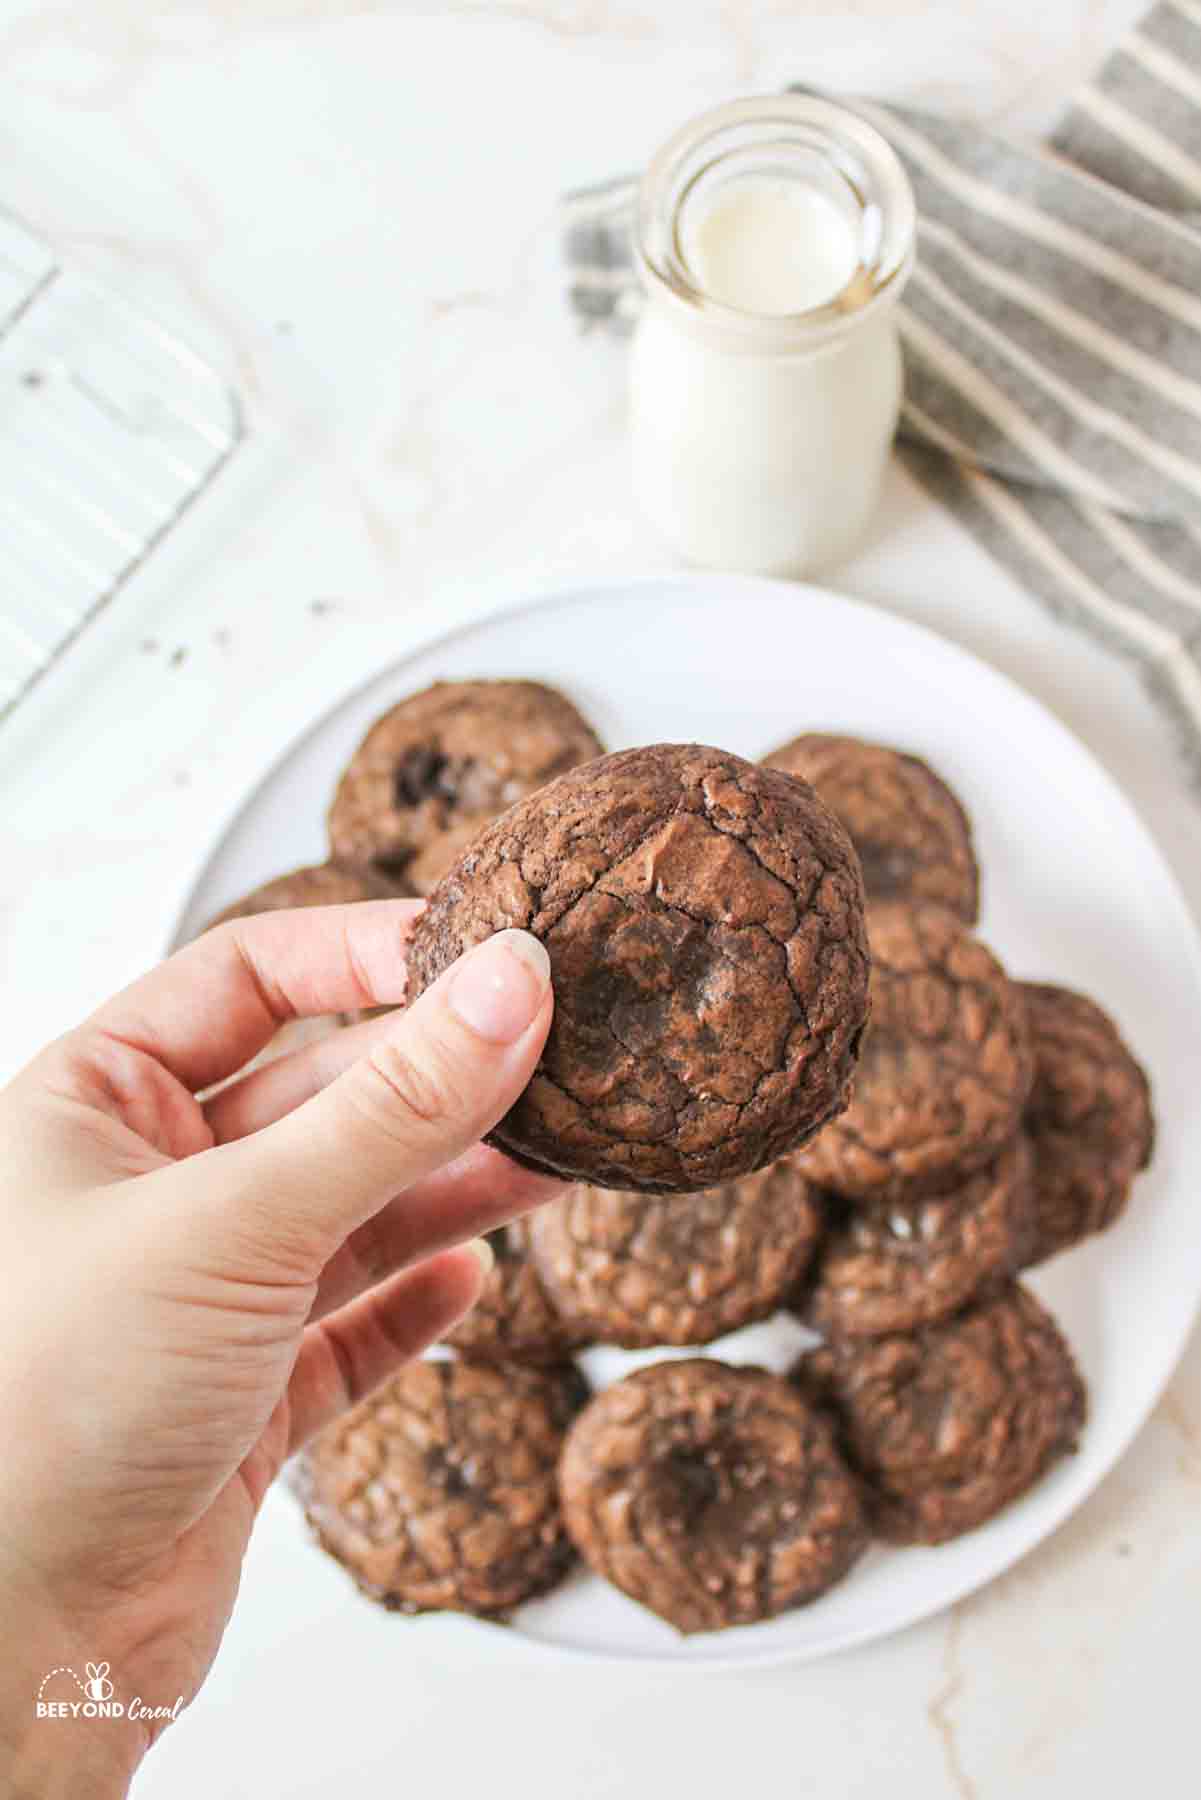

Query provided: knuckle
[363,1038,465,1137]
[345,1213,390,1287]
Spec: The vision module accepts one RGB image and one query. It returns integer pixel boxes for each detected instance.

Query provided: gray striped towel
[563,1,1201,785]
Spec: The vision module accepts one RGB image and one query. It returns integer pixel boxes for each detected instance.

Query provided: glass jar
[630,95,915,577]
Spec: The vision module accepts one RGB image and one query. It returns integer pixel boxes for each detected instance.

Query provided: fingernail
[468,1235,495,1277]
[447,929,551,1044]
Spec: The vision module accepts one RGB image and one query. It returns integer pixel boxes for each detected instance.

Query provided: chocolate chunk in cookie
[443,1215,586,1364]
[529,1161,822,1348]
[328,680,603,893]
[559,1359,867,1633]
[797,1135,1036,1340]
[1019,982,1154,1265]
[764,733,979,924]
[797,901,1031,1203]
[299,1357,588,1617]
[801,1283,1085,1544]
[405,744,870,1192]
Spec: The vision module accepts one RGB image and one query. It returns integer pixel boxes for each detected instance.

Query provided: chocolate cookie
[299,1357,588,1616]
[797,901,1031,1202]
[797,1135,1036,1340]
[528,1161,822,1348]
[328,680,604,893]
[406,744,871,1192]
[559,1359,867,1633]
[443,1215,585,1364]
[1019,982,1154,1266]
[802,1283,1085,1544]
[764,734,980,924]
[201,860,400,932]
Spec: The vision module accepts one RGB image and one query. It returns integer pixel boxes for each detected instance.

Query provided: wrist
[0,1712,145,1800]
[0,1584,149,1799]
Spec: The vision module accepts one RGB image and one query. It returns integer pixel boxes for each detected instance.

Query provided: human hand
[0,901,556,1797]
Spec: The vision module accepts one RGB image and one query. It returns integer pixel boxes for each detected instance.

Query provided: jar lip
[635,93,915,349]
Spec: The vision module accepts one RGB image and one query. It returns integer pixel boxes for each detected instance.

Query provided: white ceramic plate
[174,574,1201,1668]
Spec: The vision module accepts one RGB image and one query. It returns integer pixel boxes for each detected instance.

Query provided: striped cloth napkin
[563,1,1201,784]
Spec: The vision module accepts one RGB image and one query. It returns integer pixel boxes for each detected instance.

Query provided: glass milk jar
[630,96,915,577]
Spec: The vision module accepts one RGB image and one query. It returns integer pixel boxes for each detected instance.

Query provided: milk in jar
[630,97,915,577]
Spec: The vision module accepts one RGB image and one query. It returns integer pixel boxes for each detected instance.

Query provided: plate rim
[167,569,1201,1670]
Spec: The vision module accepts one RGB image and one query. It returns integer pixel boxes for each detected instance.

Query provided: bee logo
[85,1664,114,1703]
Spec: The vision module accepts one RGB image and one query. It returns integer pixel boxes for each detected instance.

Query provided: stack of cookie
[774,733,1151,1553]
[547,735,1147,1624]
[209,681,1153,1637]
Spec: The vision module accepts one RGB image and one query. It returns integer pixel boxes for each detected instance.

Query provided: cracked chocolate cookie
[201,860,400,931]
[405,744,871,1192]
[801,1283,1086,1544]
[764,733,980,924]
[796,1135,1036,1340]
[528,1161,822,1348]
[559,1359,868,1633]
[328,680,604,894]
[1020,982,1154,1266]
[797,901,1031,1203]
[443,1214,585,1364]
[299,1357,588,1616]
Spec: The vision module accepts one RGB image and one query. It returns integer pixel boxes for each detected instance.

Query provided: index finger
[83,899,424,1092]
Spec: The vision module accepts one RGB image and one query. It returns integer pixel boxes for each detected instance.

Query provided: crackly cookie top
[528,1160,822,1349]
[327,680,603,892]
[801,1283,1086,1544]
[764,733,980,924]
[559,1359,867,1634]
[1019,982,1154,1265]
[300,1357,588,1617]
[443,1215,586,1364]
[797,1135,1036,1340]
[405,744,871,1192]
[797,901,1031,1202]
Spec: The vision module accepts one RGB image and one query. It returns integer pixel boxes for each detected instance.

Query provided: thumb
[194,927,552,1261]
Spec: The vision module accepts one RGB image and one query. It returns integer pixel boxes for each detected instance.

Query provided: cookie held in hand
[406,743,871,1192]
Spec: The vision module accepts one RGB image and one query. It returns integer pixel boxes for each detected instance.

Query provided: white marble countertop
[2,2,1200,1795]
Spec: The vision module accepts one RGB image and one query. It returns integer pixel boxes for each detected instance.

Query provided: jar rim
[635,93,915,350]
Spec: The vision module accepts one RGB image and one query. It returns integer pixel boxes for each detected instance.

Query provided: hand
[0,901,556,1797]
